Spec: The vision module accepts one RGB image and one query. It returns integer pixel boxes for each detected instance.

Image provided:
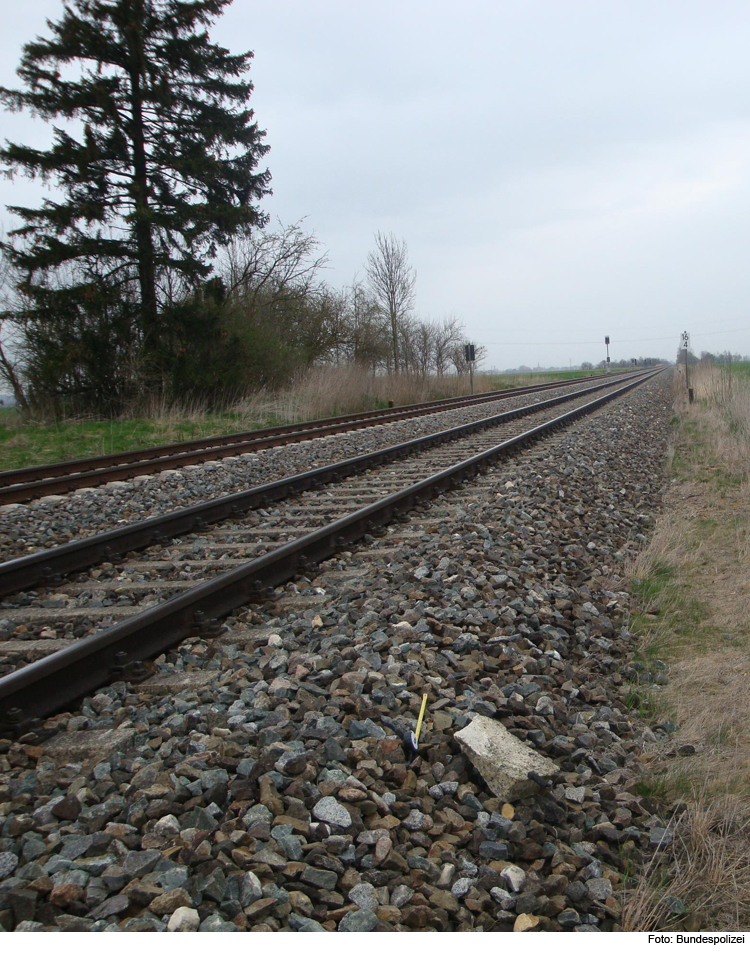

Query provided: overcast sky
[3,0,750,368]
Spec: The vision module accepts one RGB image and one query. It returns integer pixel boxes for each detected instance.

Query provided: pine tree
[0,0,271,338]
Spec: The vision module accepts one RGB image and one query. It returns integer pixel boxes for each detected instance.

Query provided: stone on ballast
[200,915,238,932]
[490,887,516,910]
[149,888,192,914]
[454,716,559,800]
[167,906,200,932]
[300,866,338,890]
[564,786,586,804]
[586,878,613,901]
[339,908,378,932]
[0,853,18,881]
[313,797,352,829]
[391,885,413,908]
[348,883,378,911]
[500,864,526,894]
[650,826,673,848]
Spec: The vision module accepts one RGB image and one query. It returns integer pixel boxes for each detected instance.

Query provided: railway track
[0,371,646,595]
[0,369,659,731]
[0,370,634,504]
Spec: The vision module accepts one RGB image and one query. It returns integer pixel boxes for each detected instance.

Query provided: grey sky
[3,0,750,368]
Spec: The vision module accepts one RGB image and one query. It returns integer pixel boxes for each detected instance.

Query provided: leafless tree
[220,219,329,308]
[410,320,435,377]
[366,232,416,373]
[451,341,487,375]
[431,316,464,376]
[345,280,390,369]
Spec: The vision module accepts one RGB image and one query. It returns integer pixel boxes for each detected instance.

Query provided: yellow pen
[414,693,429,746]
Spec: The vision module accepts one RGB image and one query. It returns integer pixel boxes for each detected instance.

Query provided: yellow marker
[414,693,429,745]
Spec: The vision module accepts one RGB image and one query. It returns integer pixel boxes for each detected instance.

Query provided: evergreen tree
[0,0,271,338]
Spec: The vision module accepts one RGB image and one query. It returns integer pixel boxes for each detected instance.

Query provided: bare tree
[432,316,464,376]
[451,341,487,375]
[346,280,390,369]
[366,232,416,373]
[410,320,435,377]
[221,219,329,308]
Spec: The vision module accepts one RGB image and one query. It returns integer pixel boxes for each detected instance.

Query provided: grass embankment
[622,363,750,931]
[0,364,625,471]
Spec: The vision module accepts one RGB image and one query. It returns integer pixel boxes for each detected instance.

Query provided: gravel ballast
[0,373,674,932]
[0,379,638,562]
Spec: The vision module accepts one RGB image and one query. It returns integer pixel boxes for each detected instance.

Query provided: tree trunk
[0,335,29,411]
[390,311,399,373]
[125,2,158,335]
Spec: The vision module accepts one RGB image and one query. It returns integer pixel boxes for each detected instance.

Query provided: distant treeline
[495,357,667,374]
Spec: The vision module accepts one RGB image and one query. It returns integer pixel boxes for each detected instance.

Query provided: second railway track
[0,370,637,504]
[0,369,660,728]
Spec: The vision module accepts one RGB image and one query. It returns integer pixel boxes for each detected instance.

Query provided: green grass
[0,410,274,471]
[715,361,750,378]
[481,366,637,390]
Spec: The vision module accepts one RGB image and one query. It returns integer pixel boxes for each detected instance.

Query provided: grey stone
[22,838,47,861]
[558,908,580,928]
[402,809,429,830]
[490,887,516,910]
[60,836,95,860]
[478,841,509,860]
[586,877,613,901]
[650,826,673,848]
[339,908,378,932]
[240,871,263,907]
[14,921,45,931]
[391,885,414,908]
[157,866,190,891]
[349,718,387,740]
[88,894,130,919]
[295,919,327,932]
[121,850,161,880]
[300,866,338,890]
[41,727,135,763]
[199,915,238,932]
[455,716,559,800]
[566,881,587,903]
[312,796,352,830]
[565,786,586,803]
[242,804,273,827]
[451,877,473,898]
[349,882,378,911]
[0,853,18,881]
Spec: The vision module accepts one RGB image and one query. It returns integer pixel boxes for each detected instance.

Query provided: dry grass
[687,361,750,478]
[232,365,476,424]
[623,795,750,931]
[623,362,750,928]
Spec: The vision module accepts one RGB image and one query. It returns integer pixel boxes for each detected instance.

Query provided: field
[0,364,628,471]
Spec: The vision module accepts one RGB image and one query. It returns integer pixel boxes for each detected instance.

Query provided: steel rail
[0,370,639,504]
[0,368,660,730]
[0,371,649,597]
